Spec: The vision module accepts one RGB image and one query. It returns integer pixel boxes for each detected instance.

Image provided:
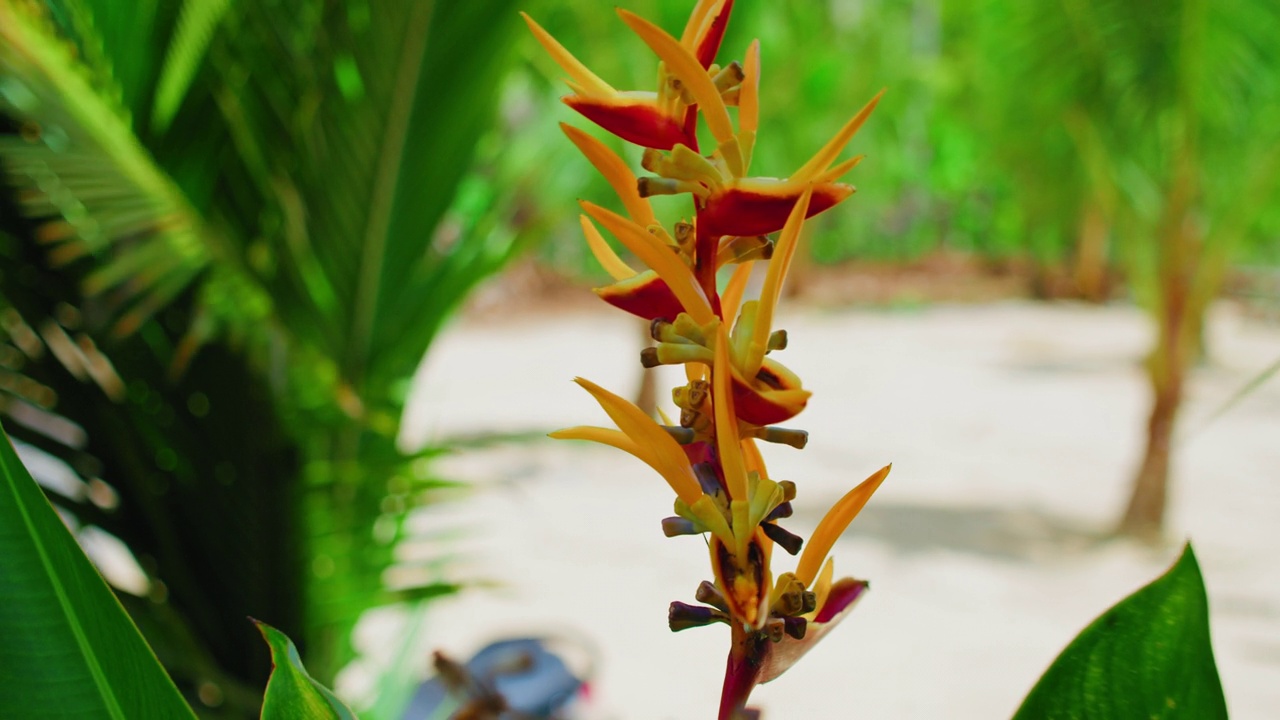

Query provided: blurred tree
[0,0,531,715]
[973,0,1280,538]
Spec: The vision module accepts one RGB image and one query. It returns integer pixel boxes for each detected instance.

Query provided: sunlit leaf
[1013,543,1227,720]
[0,420,195,718]
[255,620,358,720]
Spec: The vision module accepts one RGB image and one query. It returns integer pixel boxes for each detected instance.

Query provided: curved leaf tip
[254,619,359,720]
[1013,542,1227,720]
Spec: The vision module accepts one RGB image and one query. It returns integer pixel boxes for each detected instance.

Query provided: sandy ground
[346,299,1280,719]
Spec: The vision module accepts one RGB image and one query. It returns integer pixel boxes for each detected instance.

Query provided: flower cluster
[524,2,888,715]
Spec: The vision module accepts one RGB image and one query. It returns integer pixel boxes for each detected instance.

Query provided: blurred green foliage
[1,0,1277,716]
[520,0,1280,282]
[1,0,535,716]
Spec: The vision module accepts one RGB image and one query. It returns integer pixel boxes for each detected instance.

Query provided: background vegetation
[1,0,1275,717]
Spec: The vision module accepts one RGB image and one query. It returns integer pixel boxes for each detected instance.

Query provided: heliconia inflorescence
[524,2,889,716]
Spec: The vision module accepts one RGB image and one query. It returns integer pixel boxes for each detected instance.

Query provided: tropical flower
[521,0,738,151]
[618,9,884,238]
[526,2,888,717]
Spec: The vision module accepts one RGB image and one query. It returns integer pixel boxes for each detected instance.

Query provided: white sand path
[350,300,1280,719]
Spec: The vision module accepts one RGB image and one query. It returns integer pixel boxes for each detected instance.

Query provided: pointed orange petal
[692,0,734,69]
[747,186,812,377]
[580,201,715,325]
[680,0,722,47]
[722,260,755,330]
[564,125,657,227]
[792,89,884,183]
[740,39,760,136]
[522,13,615,98]
[713,326,749,503]
[571,378,703,505]
[795,464,891,586]
[617,9,740,174]
[580,215,635,281]
[813,154,865,184]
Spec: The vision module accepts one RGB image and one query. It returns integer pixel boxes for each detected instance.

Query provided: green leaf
[150,0,236,133]
[1013,543,1228,720]
[255,620,358,720]
[0,420,196,719]
[0,1,234,336]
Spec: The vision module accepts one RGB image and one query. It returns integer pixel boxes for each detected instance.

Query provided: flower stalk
[526,2,887,715]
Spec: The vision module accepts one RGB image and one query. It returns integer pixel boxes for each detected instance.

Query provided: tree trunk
[1073,203,1110,302]
[1117,378,1182,541]
[1117,161,1199,542]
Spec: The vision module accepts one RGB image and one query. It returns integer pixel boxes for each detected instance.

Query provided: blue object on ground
[403,637,584,719]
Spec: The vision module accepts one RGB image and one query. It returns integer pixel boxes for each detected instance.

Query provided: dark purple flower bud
[761,522,803,555]
[668,601,728,632]
[695,580,729,611]
[662,516,700,537]
[765,501,793,522]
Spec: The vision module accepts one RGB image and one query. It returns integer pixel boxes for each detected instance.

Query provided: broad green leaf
[255,620,358,720]
[0,420,196,719]
[1013,543,1227,720]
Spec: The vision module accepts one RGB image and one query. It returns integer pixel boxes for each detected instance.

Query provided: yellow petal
[722,260,754,329]
[617,9,742,176]
[740,39,761,168]
[747,186,812,378]
[713,327,749,504]
[792,89,884,183]
[741,436,767,477]
[549,425,642,456]
[795,464,891,586]
[579,215,635,281]
[680,0,724,47]
[807,556,835,617]
[580,201,715,325]
[562,124,657,227]
[522,13,615,98]
[814,154,866,185]
[571,377,704,506]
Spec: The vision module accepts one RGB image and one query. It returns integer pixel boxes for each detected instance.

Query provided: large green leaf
[0,419,196,719]
[1013,543,1227,720]
[254,621,357,720]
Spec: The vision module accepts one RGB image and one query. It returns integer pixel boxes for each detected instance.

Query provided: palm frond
[0,1,232,336]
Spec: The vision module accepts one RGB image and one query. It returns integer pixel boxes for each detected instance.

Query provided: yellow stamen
[579,215,635,281]
[747,186,812,378]
[617,9,742,177]
[580,201,716,326]
[562,124,657,227]
[792,90,884,183]
[713,327,749,504]
[795,464,891,586]
[521,13,616,98]
[567,378,704,506]
[722,260,755,328]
